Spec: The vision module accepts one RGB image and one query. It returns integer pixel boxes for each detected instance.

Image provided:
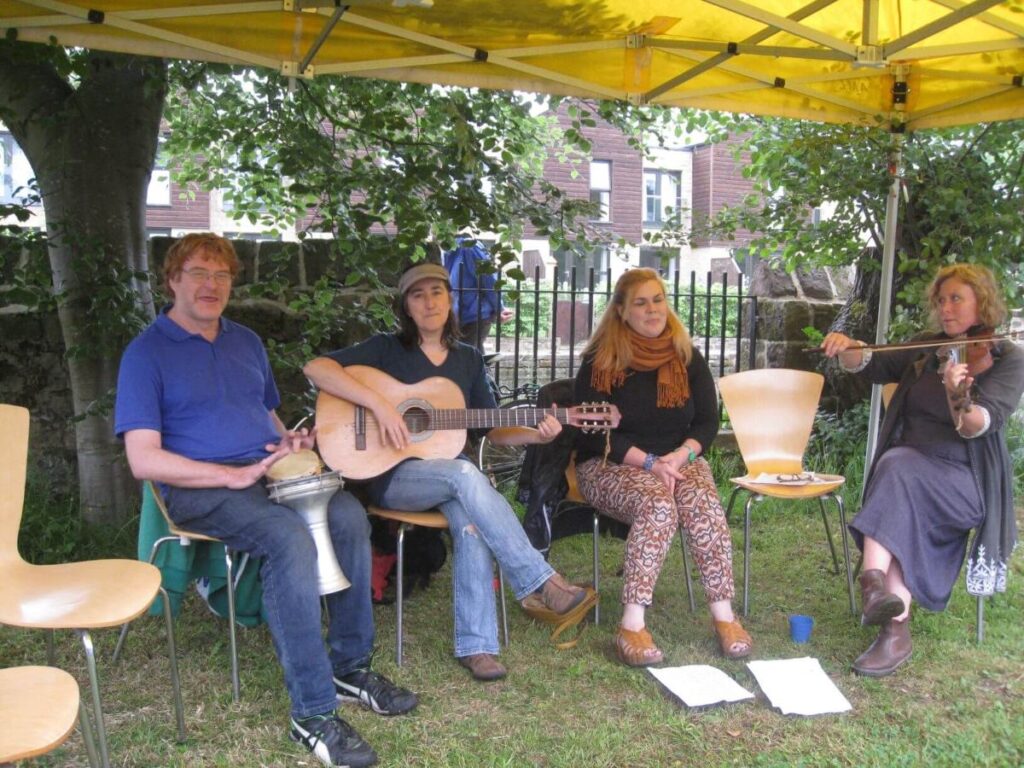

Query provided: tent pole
[863,130,904,481]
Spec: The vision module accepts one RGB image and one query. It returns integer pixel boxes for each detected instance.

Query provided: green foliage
[806,400,871,485]
[701,117,1024,331]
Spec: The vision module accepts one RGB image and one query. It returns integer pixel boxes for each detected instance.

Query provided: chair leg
[830,493,856,618]
[78,629,110,768]
[677,527,696,613]
[724,485,741,524]
[497,568,509,647]
[395,523,407,666]
[817,497,841,574]
[159,587,186,742]
[591,512,601,626]
[223,548,241,702]
[741,493,757,617]
[977,595,985,645]
[113,536,176,665]
[79,698,101,768]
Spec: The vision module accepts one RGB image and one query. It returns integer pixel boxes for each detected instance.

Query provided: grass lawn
[2,495,1022,767]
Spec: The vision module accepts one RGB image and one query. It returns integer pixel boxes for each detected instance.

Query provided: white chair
[0,404,184,768]
[717,369,856,617]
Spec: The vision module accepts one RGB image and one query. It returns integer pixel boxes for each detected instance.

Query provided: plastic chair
[0,665,100,767]
[367,507,508,666]
[0,404,184,768]
[562,453,696,625]
[717,369,856,617]
[112,480,240,701]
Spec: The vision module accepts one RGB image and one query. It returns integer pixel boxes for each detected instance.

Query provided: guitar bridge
[355,405,366,451]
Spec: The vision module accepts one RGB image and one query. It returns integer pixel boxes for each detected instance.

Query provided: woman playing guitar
[304,262,600,682]
[821,264,1024,678]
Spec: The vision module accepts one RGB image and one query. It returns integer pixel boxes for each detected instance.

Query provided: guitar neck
[425,407,569,430]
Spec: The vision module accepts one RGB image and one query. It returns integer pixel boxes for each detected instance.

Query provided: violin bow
[801,329,1023,355]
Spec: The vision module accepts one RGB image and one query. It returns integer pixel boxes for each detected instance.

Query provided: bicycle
[477,355,539,498]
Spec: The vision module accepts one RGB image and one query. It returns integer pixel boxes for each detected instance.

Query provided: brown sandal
[614,626,664,667]
[713,619,753,659]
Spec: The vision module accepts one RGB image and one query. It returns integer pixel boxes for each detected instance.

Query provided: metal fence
[452,266,758,402]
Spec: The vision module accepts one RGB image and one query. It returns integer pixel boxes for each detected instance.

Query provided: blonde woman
[574,268,751,666]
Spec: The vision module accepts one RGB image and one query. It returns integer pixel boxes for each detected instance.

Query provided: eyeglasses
[182,267,233,285]
[777,472,813,484]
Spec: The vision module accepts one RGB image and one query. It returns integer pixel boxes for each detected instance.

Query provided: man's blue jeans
[164,481,373,720]
[376,458,554,657]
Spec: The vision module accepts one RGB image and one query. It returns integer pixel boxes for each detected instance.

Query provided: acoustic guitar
[315,365,619,479]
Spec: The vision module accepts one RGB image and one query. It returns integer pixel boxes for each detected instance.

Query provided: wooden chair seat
[0,665,87,764]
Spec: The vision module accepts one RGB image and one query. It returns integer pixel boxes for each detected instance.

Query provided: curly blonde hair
[927,264,1006,330]
[582,268,692,372]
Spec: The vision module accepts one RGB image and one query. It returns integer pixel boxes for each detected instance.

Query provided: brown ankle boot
[538,573,587,615]
[852,618,912,677]
[859,569,905,626]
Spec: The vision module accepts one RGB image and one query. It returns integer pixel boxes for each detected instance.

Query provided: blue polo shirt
[114,309,282,463]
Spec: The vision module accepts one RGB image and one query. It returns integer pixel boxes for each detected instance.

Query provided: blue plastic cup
[789,614,814,643]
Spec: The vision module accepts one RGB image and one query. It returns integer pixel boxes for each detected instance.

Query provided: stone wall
[747,262,851,399]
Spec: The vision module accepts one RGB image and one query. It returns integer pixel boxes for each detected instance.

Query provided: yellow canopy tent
[1,0,1021,131]
[3,0,1020,459]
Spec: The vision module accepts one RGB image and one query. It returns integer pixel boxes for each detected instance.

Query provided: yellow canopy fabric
[2,0,1021,130]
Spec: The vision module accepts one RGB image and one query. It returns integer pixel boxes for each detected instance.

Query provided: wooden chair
[562,453,696,625]
[0,665,99,767]
[0,404,184,768]
[112,480,241,701]
[717,369,856,617]
[367,507,508,666]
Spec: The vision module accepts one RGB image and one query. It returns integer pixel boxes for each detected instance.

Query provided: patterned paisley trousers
[575,456,735,607]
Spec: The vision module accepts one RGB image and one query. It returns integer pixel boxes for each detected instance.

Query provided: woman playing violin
[821,264,1024,677]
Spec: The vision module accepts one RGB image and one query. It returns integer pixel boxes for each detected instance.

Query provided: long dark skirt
[849,444,983,611]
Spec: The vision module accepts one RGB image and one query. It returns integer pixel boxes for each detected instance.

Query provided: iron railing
[452,266,758,400]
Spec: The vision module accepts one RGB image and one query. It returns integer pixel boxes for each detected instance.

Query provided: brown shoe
[614,626,664,667]
[458,653,507,681]
[852,618,912,677]
[859,569,905,626]
[538,573,588,615]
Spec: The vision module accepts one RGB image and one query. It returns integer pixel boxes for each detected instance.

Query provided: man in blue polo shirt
[114,233,415,768]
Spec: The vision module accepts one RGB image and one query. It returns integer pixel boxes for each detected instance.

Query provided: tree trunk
[0,46,166,524]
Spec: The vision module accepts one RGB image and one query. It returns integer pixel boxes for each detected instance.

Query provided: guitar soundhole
[402,406,431,436]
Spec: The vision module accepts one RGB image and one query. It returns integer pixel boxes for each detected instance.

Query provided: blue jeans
[164,481,374,719]
[376,458,554,657]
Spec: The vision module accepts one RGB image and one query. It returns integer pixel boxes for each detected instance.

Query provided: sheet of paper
[647,665,755,708]
[749,472,832,486]
[746,658,851,716]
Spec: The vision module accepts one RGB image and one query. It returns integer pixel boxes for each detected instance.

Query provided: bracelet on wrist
[642,453,658,472]
[686,447,697,464]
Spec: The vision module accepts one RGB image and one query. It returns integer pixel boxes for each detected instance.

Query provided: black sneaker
[334,668,419,715]
[289,713,377,768]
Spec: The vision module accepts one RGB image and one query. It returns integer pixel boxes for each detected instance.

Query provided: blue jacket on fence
[443,240,504,326]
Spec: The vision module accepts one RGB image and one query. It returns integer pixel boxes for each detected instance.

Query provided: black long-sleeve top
[573,347,719,465]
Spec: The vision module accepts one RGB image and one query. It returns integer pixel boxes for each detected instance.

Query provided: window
[644,169,681,225]
[555,245,609,289]
[589,160,611,222]
[146,137,171,207]
[639,246,677,279]
[0,134,36,205]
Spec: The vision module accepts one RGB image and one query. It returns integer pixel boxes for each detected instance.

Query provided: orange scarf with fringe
[591,328,690,408]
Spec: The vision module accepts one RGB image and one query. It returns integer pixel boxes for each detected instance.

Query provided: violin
[937,324,995,413]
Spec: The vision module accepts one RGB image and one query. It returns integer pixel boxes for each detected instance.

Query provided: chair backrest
[0,404,30,564]
[718,368,824,476]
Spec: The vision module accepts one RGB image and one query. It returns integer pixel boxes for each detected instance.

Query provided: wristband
[686,448,697,464]
[642,453,658,472]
